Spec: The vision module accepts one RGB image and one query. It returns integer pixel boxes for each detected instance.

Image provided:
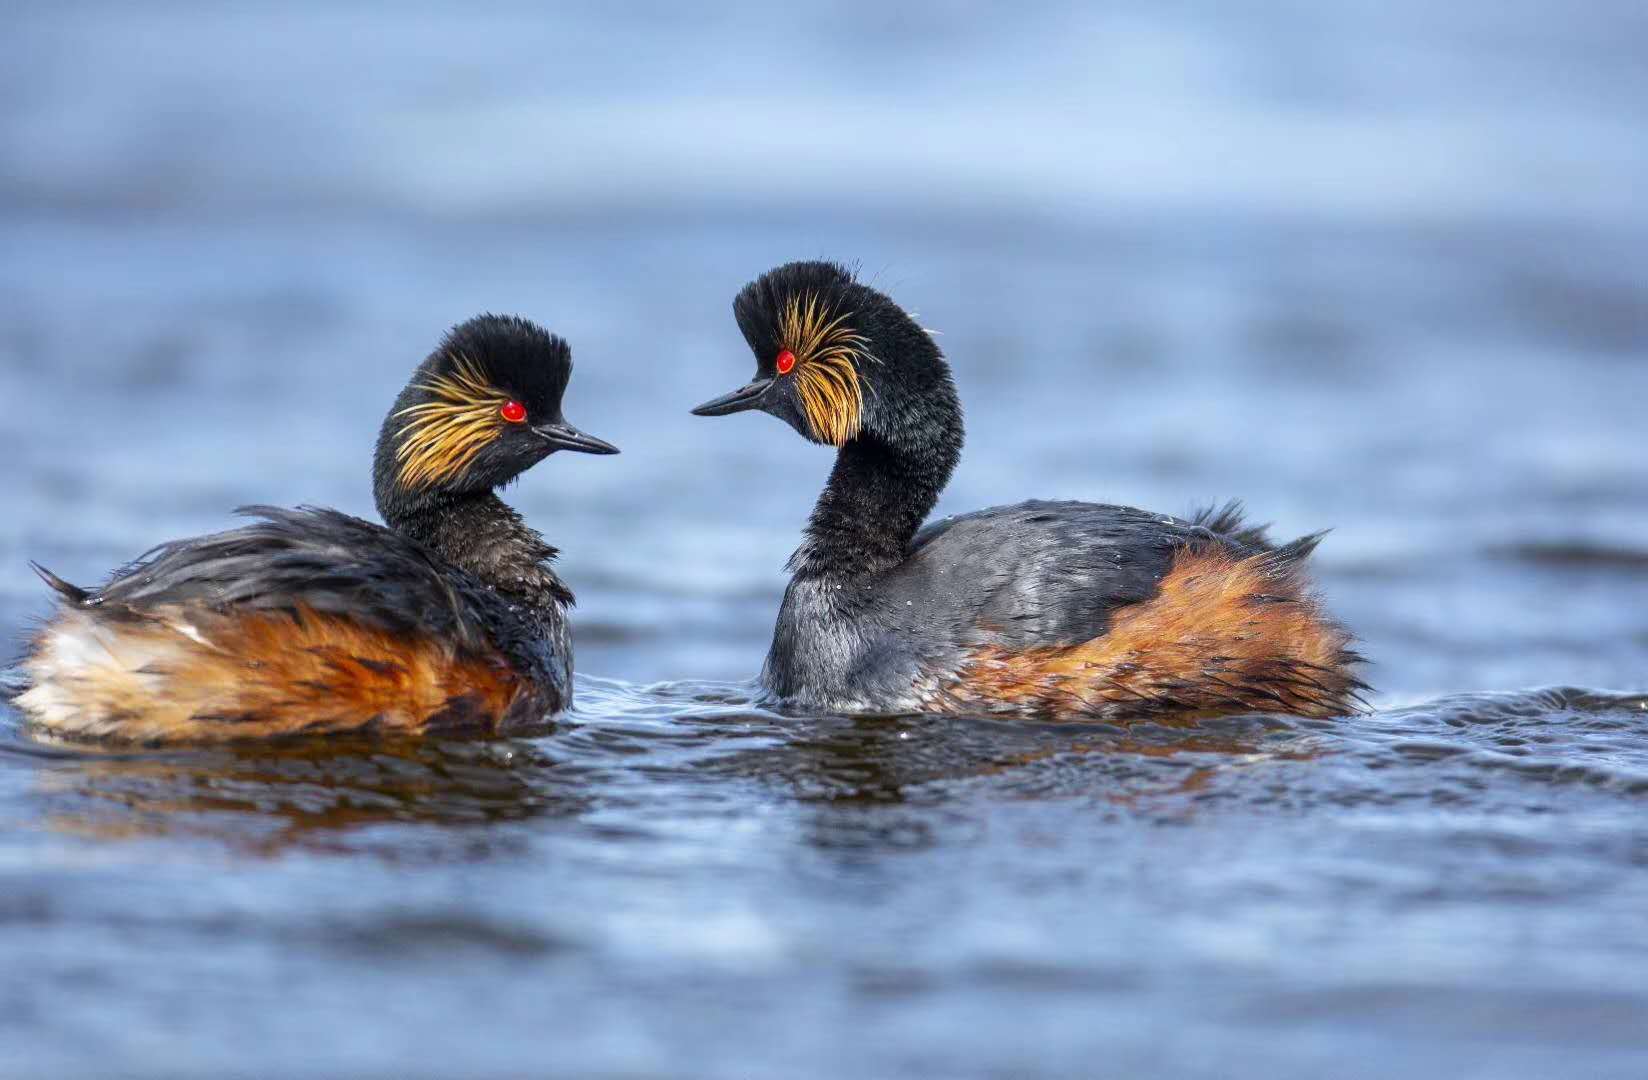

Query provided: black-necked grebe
[16,314,616,743]
[692,260,1367,720]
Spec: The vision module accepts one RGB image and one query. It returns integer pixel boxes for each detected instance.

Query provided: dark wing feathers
[30,561,89,603]
[1187,499,1275,550]
[57,506,501,652]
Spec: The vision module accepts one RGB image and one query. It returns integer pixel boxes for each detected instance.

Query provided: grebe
[692,261,1366,720]
[17,314,616,743]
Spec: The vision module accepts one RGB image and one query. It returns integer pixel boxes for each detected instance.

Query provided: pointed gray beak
[690,378,773,417]
[533,421,619,455]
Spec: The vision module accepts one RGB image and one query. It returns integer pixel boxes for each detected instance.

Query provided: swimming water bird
[16,315,617,743]
[692,261,1367,720]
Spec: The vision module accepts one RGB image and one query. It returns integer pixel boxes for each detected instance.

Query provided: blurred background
[3,5,1648,1078]
[2,1,1645,697]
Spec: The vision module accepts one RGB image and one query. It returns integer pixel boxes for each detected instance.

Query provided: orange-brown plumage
[20,603,538,744]
[950,546,1363,720]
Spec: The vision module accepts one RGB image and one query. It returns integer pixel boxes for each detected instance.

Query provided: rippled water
[4,2,1648,1078]
[5,683,1648,1077]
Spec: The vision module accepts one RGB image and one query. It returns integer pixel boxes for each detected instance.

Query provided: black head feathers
[374,314,616,517]
[696,261,962,459]
[439,314,575,423]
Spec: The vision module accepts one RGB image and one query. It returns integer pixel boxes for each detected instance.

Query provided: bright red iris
[775,349,796,375]
[500,400,528,424]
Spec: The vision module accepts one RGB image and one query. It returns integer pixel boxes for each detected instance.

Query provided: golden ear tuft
[778,291,873,446]
[394,352,509,489]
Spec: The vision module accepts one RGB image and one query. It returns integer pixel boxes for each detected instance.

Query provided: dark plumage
[16,314,616,743]
[694,261,1367,720]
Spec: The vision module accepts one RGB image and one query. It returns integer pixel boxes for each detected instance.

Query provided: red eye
[775,349,796,375]
[500,400,527,424]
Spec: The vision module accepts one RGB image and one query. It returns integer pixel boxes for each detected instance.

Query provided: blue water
[3,3,1648,1078]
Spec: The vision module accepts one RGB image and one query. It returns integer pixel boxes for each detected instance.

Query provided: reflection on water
[4,682,1648,1077]
[18,736,584,853]
[8,681,1304,852]
[10,681,1647,848]
[4,679,754,852]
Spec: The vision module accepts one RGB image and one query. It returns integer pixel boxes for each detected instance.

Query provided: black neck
[380,489,571,607]
[791,424,961,580]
